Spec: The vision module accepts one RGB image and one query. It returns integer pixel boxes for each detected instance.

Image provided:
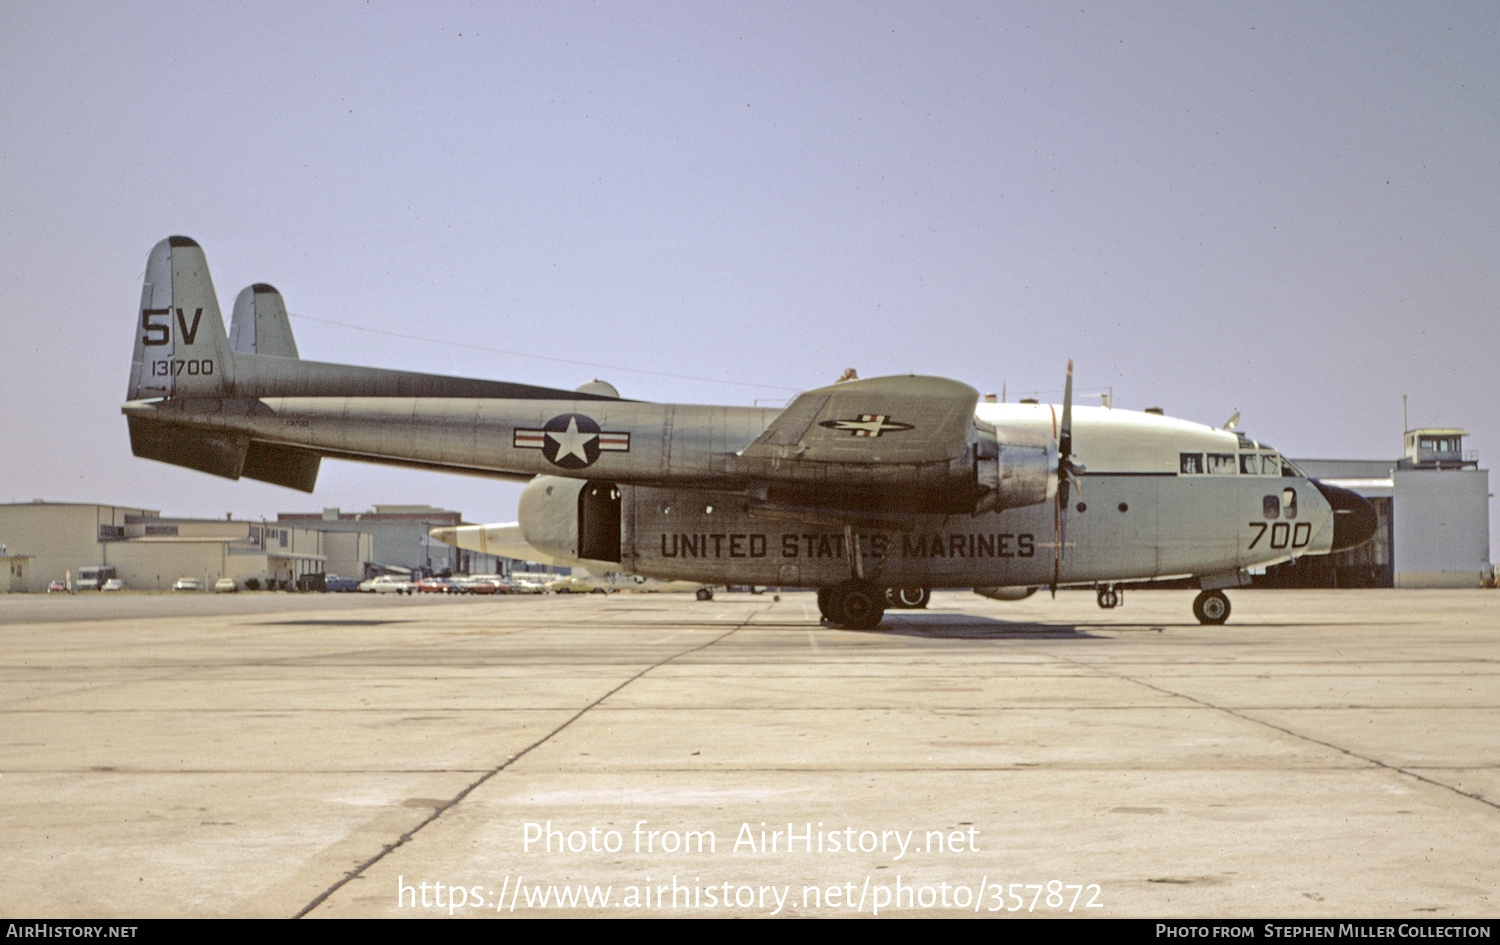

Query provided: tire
[1193,590,1230,625]
[695,588,713,601]
[828,579,885,630]
[886,586,930,609]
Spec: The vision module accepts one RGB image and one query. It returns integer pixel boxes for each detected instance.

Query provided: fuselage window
[1282,488,1297,519]
[1180,452,1204,474]
[1263,495,1281,519]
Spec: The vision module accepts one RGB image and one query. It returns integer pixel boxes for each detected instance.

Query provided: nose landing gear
[1192,589,1231,625]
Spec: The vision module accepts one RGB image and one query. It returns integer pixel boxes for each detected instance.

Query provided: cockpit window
[1206,452,1236,474]
[1240,453,1279,475]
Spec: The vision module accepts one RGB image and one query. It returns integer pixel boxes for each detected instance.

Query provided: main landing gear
[1192,589,1231,625]
[885,586,931,609]
[817,579,886,630]
[1095,584,1122,609]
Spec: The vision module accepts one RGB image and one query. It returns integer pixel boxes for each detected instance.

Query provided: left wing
[740,375,979,465]
[732,375,1043,520]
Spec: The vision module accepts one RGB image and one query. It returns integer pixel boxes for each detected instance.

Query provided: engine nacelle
[740,420,1055,517]
[973,423,1055,514]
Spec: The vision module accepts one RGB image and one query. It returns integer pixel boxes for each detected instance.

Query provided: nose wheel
[1192,589,1231,625]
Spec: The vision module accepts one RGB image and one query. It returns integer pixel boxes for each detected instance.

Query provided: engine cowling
[973,422,1055,514]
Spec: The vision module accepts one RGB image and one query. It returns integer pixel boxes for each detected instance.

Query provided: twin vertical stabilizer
[230,283,299,358]
[125,236,320,491]
[128,236,236,401]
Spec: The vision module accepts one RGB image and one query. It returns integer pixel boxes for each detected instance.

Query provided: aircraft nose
[1310,479,1378,552]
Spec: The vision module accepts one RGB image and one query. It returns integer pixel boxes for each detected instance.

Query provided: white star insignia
[546,415,597,463]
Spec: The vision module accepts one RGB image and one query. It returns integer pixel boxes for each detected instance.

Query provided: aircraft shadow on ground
[854,612,1116,640]
[252,619,415,627]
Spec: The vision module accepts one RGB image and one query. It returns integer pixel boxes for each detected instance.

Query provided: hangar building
[0,502,371,593]
[275,505,506,578]
[1273,428,1491,588]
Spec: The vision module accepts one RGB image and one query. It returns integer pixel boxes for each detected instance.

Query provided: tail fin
[125,237,321,492]
[128,236,235,400]
[230,283,300,358]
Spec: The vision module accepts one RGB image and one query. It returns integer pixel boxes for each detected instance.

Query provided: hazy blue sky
[3,1,1496,548]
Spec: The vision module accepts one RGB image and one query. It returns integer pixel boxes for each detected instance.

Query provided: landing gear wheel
[1096,586,1120,609]
[828,579,885,630]
[695,587,714,601]
[1193,589,1230,625]
[816,587,833,620]
[886,586,930,609]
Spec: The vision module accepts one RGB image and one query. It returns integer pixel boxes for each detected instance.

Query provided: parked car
[359,575,415,594]
[324,575,361,593]
[455,576,507,595]
[172,578,201,592]
[416,577,459,594]
[213,578,237,593]
[101,579,125,592]
[507,573,551,594]
[549,576,610,594]
[47,580,67,593]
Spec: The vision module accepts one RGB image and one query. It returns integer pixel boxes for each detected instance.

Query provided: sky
[3,1,1497,549]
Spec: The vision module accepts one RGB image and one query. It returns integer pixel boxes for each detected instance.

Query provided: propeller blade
[1051,360,1075,597]
[1059,360,1073,463]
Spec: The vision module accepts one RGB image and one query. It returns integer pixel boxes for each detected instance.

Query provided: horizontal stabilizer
[241,442,321,492]
[128,416,247,481]
[127,416,320,492]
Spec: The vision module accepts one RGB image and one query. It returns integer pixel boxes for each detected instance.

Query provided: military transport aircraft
[123,237,1376,628]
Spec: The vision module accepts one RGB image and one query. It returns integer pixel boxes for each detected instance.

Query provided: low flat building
[0,502,369,592]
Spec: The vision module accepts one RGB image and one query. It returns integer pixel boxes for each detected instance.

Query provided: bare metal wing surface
[122,237,1376,628]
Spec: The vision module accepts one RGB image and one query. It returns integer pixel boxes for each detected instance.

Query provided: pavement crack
[293,614,758,918]
[1054,654,1500,815]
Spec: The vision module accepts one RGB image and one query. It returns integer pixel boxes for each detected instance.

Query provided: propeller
[1051,361,1082,597]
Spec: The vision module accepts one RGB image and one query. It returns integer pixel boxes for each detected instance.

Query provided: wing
[740,375,979,465]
